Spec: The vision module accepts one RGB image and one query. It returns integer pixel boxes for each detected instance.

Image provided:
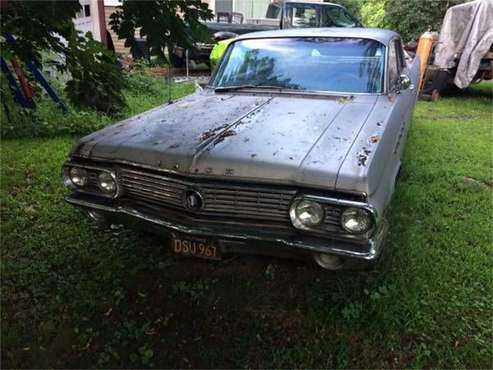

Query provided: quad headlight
[97,172,117,195]
[340,207,373,234]
[290,196,375,236]
[68,167,88,187]
[290,199,325,228]
[64,165,119,197]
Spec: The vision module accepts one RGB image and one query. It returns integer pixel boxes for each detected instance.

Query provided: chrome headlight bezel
[289,195,378,239]
[290,199,325,229]
[97,171,118,195]
[63,163,121,199]
[340,207,373,234]
[65,167,88,188]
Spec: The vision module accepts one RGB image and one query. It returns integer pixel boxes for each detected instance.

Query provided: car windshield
[212,37,386,94]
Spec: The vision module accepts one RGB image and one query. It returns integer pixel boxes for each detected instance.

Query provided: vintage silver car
[63,28,419,270]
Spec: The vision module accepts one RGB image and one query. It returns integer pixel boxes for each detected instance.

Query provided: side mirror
[398,74,414,91]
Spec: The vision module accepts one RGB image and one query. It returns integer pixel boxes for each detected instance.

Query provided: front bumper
[65,194,387,263]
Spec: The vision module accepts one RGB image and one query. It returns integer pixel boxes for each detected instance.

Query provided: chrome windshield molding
[210,35,388,96]
[62,162,122,199]
[289,194,379,239]
[65,195,386,261]
[210,86,384,98]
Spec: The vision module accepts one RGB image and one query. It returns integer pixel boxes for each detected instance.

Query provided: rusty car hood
[73,90,377,190]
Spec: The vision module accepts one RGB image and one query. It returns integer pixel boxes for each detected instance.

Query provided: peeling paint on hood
[73,90,377,190]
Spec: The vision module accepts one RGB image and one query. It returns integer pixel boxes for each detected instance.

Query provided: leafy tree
[329,0,362,19]
[1,0,126,113]
[384,0,469,42]
[64,32,126,113]
[109,0,213,63]
[360,0,388,28]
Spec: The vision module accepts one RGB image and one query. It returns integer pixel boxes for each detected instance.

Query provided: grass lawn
[1,82,492,368]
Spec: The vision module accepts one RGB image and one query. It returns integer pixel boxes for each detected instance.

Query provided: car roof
[235,28,399,46]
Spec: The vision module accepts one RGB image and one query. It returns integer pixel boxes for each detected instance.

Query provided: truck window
[322,7,358,27]
[265,3,281,19]
[285,4,319,28]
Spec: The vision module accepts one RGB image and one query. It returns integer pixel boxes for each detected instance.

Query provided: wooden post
[416,32,437,94]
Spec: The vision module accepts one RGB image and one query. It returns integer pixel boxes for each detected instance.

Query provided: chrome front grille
[119,168,296,223]
[120,170,185,208]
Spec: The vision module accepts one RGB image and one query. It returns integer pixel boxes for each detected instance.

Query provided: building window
[84,4,91,17]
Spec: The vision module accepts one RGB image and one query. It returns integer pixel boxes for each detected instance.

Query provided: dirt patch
[462,176,492,190]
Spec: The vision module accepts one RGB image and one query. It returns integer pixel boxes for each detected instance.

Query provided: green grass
[0,74,196,139]
[1,83,492,368]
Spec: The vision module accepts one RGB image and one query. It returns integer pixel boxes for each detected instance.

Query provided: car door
[387,37,416,160]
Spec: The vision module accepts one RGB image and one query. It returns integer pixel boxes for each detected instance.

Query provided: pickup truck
[170,1,361,67]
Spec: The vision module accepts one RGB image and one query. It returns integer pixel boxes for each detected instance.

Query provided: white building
[73,0,108,45]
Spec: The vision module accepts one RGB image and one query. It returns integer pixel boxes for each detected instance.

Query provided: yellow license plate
[172,235,221,260]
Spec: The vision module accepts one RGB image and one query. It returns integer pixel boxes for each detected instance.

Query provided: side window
[395,39,406,70]
[323,7,357,27]
[286,4,319,28]
[388,42,399,89]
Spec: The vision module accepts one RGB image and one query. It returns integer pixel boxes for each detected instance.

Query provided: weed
[1,83,492,368]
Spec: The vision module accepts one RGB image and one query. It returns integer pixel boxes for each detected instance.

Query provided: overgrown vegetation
[0,74,195,139]
[1,83,492,368]
[384,0,468,41]
[0,0,126,113]
[334,0,469,42]
[109,0,213,63]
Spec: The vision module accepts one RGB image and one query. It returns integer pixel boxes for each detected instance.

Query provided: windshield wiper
[214,84,295,92]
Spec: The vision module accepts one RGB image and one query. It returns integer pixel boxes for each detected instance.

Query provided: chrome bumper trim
[65,195,387,261]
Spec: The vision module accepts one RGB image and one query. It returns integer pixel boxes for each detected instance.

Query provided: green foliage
[330,0,363,19]
[64,32,126,114]
[0,1,80,64]
[109,0,213,61]
[384,0,468,41]
[360,0,388,28]
[0,0,125,113]
[1,83,492,368]
[0,74,196,139]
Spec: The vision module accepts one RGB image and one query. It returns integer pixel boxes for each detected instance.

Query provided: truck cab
[171,1,362,67]
[278,1,361,29]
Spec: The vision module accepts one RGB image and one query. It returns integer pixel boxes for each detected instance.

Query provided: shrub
[360,0,388,28]
[0,0,126,113]
[384,0,468,42]
[64,32,127,114]
[0,74,196,139]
